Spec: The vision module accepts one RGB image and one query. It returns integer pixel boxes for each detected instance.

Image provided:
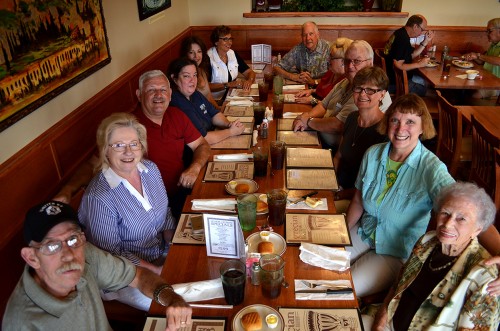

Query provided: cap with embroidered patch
[24,201,82,244]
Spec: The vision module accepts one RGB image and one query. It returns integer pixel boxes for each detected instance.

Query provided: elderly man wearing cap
[2,201,192,331]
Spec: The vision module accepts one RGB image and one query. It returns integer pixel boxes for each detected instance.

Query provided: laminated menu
[143,317,226,331]
[285,213,351,246]
[210,134,252,149]
[286,168,338,190]
[278,308,362,331]
[223,105,254,117]
[277,131,320,146]
[203,161,254,182]
[277,118,312,131]
[286,147,334,168]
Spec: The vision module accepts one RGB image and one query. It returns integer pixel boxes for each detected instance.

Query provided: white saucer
[246,232,286,256]
[225,178,259,195]
[232,304,284,331]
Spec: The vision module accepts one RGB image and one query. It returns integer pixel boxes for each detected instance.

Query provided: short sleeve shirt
[277,39,331,79]
[384,27,415,84]
[484,41,500,78]
[170,90,220,137]
[133,105,201,196]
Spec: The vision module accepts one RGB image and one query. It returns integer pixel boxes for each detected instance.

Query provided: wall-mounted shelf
[243,11,409,18]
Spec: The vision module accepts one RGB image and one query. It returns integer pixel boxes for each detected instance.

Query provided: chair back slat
[436,90,462,177]
[392,60,409,98]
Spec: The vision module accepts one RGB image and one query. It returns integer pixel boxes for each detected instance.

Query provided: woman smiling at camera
[168,57,244,145]
[367,182,500,331]
[207,25,256,99]
[79,113,175,311]
[180,36,220,110]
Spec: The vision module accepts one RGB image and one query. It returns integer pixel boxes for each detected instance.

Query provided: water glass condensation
[253,102,266,126]
[273,75,283,95]
[237,194,257,231]
[253,146,268,177]
[259,254,285,299]
[267,189,287,226]
[270,141,286,170]
[220,260,246,305]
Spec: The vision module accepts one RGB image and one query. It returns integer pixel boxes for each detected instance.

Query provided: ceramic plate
[246,232,286,256]
[452,60,474,69]
[225,178,259,195]
[426,61,439,68]
[232,304,284,331]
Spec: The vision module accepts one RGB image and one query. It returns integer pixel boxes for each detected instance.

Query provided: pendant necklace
[351,120,366,147]
[428,247,458,272]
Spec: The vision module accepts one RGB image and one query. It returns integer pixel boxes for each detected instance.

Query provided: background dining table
[457,105,500,139]
[148,86,359,324]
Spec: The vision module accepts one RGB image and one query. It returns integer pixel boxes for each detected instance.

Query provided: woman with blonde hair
[295,37,353,105]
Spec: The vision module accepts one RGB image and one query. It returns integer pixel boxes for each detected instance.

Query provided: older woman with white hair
[367,182,500,331]
[79,112,175,310]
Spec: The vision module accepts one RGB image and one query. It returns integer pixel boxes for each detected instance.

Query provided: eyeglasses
[417,24,426,32]
[487,28,499,34]
[109,141,141,152]
[31,232,86,256]
[344,58,370,66]
[352,86,382,95]
[219,37,234,42]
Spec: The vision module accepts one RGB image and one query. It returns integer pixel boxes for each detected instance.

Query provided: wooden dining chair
[435,90,472,178]
[469,115,500,201]
[495,148,500,210]
[373,49,387,74]
[392,60,439,120]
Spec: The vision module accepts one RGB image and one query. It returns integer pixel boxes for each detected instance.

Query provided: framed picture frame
[0,0,111,132]
[137,0,172,21]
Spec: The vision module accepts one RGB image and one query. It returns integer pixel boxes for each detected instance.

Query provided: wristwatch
[307,117,314,127]
[224,83,228,89]
[311,97,318,106]
[153,284,174,306]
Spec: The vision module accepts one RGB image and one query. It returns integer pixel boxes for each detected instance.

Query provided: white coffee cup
[466,70,479,80]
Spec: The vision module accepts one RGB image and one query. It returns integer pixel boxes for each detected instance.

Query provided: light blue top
[354,141,454,259]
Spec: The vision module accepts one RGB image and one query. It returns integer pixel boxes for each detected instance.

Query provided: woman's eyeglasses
[352,86,382,95]
[109,141,141,152]
[219,37,234,42]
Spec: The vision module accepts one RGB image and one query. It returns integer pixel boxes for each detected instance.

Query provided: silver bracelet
[153,284,174,306]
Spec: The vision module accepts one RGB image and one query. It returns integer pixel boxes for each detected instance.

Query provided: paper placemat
[285,213,351,246]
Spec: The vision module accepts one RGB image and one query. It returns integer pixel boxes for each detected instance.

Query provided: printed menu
[286,147,334,168]
[286,168,338,190]
[203,161,254,182]
[223,105,254,117]
[203,214,245,259]
[278,308,362,331]
[143,317,226,331]
[277,131,320,146]
[211,134,252,149]
[285,213,351,246]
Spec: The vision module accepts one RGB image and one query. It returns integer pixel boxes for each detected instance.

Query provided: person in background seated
[293,40,392,154]
[294,37,353,105]
[345,94,500,298]
[207,25,256,100]
[169,57,245,145]
[274,21,331,85]
[366,182,499,331]
[78,113,176,311]
[333,66,389,204]
[383,14,434,96]
[463,17,500,100]
[180,36,220,110]
[2,201,191,330]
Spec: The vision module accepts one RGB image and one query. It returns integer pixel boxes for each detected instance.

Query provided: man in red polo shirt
[54,70,210,219]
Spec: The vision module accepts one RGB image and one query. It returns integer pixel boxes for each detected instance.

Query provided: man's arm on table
[53,155,98,203]
[178,136,210,188]
[129,266,192,331]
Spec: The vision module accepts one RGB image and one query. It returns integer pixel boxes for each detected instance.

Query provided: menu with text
[203,161,254,182]
[286,168,338,190]
[223,105,254,117]
[285,213,351,246]
[211,134,252,149]
[278,308,362,331]
[277,131,320,146]
[286,147,334,168]
[204,214,245,258]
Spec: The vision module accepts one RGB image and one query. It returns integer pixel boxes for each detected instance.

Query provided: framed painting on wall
[137,0,171,21]
[0,0,111,132]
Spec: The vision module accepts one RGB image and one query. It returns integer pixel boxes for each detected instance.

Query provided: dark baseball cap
[24,201,83,245]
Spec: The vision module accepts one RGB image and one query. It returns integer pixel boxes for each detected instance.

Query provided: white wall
[1,0,497,163]
[0,0,190,164]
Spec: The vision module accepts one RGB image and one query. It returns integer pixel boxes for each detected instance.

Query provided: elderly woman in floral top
[367,182,499,331]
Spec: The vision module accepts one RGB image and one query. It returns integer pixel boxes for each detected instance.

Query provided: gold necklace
[428,248,457,272]
[351,122,366,147]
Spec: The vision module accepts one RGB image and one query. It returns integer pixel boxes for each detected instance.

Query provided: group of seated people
[3,16,500,331]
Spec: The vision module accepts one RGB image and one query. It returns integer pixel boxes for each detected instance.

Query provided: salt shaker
[251,262,261,285]
[260,119,268,139]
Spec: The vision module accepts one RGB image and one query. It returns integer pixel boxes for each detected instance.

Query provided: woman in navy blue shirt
[168,57,245,145]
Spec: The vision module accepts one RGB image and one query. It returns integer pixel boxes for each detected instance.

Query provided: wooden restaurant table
[457,105,500,138]
[149,92,358,323]
[417,57,500,91]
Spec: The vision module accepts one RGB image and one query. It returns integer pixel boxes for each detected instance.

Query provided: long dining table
[457,105,500,139]
[148,89,359,326]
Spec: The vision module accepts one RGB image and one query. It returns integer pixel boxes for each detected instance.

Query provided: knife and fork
[289,191,318,204]
[295,280,353,294]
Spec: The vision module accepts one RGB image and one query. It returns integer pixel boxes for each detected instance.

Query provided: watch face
[144,0,166,9]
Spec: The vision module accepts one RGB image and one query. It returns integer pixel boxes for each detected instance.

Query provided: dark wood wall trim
[243,11,410,18]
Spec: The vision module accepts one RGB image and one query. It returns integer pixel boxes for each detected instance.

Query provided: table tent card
[203,213,245,259]
[251,44,271,64]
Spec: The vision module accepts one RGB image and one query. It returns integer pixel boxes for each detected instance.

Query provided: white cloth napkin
[229,100,253,106]
[299,242,350,271]
[214,153,253,161]
[283,84,306,90]
[283,112,302,118]
[226,95,253,100]
[191,198,236,212]
[286,198,328,210]
[294,279,354,301]
[455,74,468,80]
[173,278,224,302]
